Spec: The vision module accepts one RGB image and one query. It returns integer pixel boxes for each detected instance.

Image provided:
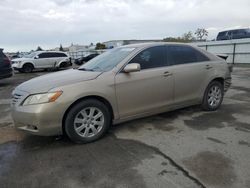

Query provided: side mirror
[123,63,141,73]
[34,55,39,59]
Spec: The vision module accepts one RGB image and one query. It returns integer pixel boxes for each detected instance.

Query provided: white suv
[12,51,71,73]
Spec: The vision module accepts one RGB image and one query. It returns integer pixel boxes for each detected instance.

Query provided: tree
[195,28,208,41]
[36,46,43,51]
[95,43,106,50]
[163,31,194,43]
[182,31,194,42]
[59,44,64,51]
[163,37,184,42]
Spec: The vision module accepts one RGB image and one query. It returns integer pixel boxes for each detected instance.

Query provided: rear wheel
[202,81,224,111]
[22,64,34,73]
[65,99,111,143]
[59,62,68,69]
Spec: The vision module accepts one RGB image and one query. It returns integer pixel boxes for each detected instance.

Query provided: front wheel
[22,64,34,73]
[202,81,224,111]
[64,99,111,143]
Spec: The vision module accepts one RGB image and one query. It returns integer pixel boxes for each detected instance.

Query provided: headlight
[22,91,62,106]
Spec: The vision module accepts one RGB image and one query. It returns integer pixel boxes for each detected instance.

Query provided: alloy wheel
[207,85,222,107]
[73,107,104,138]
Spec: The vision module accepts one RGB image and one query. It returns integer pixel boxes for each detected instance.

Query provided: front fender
[20,62,35,69]
[51,76,119,120]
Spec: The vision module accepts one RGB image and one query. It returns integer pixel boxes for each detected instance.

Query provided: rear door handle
[163,71,173,77]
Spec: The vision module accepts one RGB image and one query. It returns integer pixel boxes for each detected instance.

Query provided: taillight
[3,57,11,64]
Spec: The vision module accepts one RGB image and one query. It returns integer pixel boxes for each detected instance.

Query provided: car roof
[37,51,66,53]
[219,28,250,33]
[119,42,193,49]
[119,42,219,61]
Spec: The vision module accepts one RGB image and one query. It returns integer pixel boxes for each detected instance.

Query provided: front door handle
[163,71,173,77]
[206,65,213,70]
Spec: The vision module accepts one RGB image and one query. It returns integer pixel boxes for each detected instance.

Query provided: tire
[64,99,111,143]
[59,62,67,69]
[22,64,34,73]
[60,61,72,69]
[202,81,224,111]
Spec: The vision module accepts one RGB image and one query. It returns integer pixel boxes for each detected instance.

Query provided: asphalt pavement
[0,67,249,188]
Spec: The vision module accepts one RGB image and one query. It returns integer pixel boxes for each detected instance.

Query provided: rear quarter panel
[199,60,229,100]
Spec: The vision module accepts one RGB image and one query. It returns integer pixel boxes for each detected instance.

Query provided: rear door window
[54,53,67,57]
[129,46,167,70]
[168,45,197,65]
[60,53,67,57]
[167,45,209,65]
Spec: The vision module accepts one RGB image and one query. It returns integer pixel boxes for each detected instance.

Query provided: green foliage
[163,37,188,43]
[163,31,194,43]
[95,43,106,50]
[163,28,209,42]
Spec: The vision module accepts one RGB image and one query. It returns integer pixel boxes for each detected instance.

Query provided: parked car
[74,53,99,65]
[11,43,232,143]
[216,28,250,40]
[12,51,71,73]
[0,48,13,79]
[10,54,21,59]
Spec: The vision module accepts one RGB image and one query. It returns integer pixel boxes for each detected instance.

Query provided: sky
[1,0,250,52]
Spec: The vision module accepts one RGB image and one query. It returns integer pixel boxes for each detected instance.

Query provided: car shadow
[113,105,202,133]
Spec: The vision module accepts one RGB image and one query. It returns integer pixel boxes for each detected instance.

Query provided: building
[68,44,88,52]
[103,39,163,49]
[67,44,100,59]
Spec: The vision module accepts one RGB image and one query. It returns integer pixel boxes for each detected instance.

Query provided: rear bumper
[0,68,13,79]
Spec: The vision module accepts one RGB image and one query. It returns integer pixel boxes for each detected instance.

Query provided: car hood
[12,58,33,62]
[16,69,102,93]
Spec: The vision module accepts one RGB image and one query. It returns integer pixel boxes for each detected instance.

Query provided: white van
[12,51,71,73]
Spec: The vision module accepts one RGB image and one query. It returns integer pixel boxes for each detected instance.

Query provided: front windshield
[23,52,37,58]
[79,47,135,72]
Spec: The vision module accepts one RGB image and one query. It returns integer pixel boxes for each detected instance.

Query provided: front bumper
[224,77,232,92]
[12,63,22,70]
[13,67,21,71]
[11,90,66,136]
